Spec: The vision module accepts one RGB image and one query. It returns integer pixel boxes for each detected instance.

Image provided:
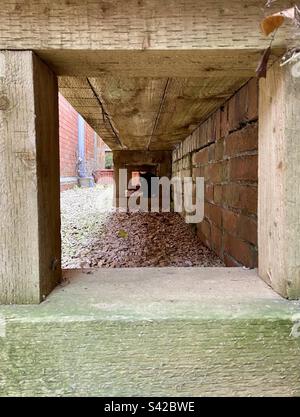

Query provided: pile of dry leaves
[61,186,224,269]
[73,211,224,269]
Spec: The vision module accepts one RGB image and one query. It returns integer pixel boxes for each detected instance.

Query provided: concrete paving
[0,268,299,396]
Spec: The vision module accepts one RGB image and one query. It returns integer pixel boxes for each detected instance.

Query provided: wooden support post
[113,158,121,209]
[0,51,61,304]
[259,61,300,299]
[112,153,127,210]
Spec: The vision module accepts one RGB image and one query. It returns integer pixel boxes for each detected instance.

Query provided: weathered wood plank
[33,54,62,301]
[150,77,249,150]
[89,77,167,150]
[41,50,280,78]
[0,1,295,51]
[66,76,249,151]
[259,61,300,299]
[0,51,61,304]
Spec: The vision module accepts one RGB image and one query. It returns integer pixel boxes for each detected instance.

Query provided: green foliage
[105,152,113,169]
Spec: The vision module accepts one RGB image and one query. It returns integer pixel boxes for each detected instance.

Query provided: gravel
[61,185,224,268]
[60,185,113,268]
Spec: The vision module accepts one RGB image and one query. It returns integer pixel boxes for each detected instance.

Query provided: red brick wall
[59,93,78,178]
[93,169,114,184]
[172,79,258,268]
[59,93,110,190]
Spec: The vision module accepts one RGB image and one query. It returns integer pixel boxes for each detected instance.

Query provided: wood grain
[0,51,61,304]
[60,76,249,150]
[39,50,280,78]
[259,61,300,299]
[0,1,295,51]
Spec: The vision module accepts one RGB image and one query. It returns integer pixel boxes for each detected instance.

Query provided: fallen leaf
[117,229,128,238]
[261,15,284,36]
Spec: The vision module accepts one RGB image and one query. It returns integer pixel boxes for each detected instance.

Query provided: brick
[213,184,223,204]
[60,183,77,192]
[215,139,224,161]
[220,104,229,138]
[205,161,228,183]
[208,143,215,161]
[225,124,258,158]
[220,80,258,138]
[193,148,209,165]
[211,224,222,256]
[223,233,257,268]
[205,203,222,228]
[229,155,258,182]
[197,219,211,247]
[211,110,221,142]
[223,252,241,267]
[205,183,214,202]
[222,209,257,246]
[235,86,248,126]
[223,209,238,233]
[245,78,258,121]
[193,166,205,180]
[222,184,257,215]
[237,215,257,246]
[228,94,241,133]
[232,85,250,130]
[181,169,191,178]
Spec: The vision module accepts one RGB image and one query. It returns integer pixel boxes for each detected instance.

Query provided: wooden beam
[62,75,250,151]
[147,78,171,150]
[40,50,281,78]
[88,76,168,150]
[86,78,125,149]
[0,1,295,52]
[0,51,61,304]
[258,61,300,299]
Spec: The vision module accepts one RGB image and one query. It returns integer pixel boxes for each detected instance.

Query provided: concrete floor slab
[0,268,300,396]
